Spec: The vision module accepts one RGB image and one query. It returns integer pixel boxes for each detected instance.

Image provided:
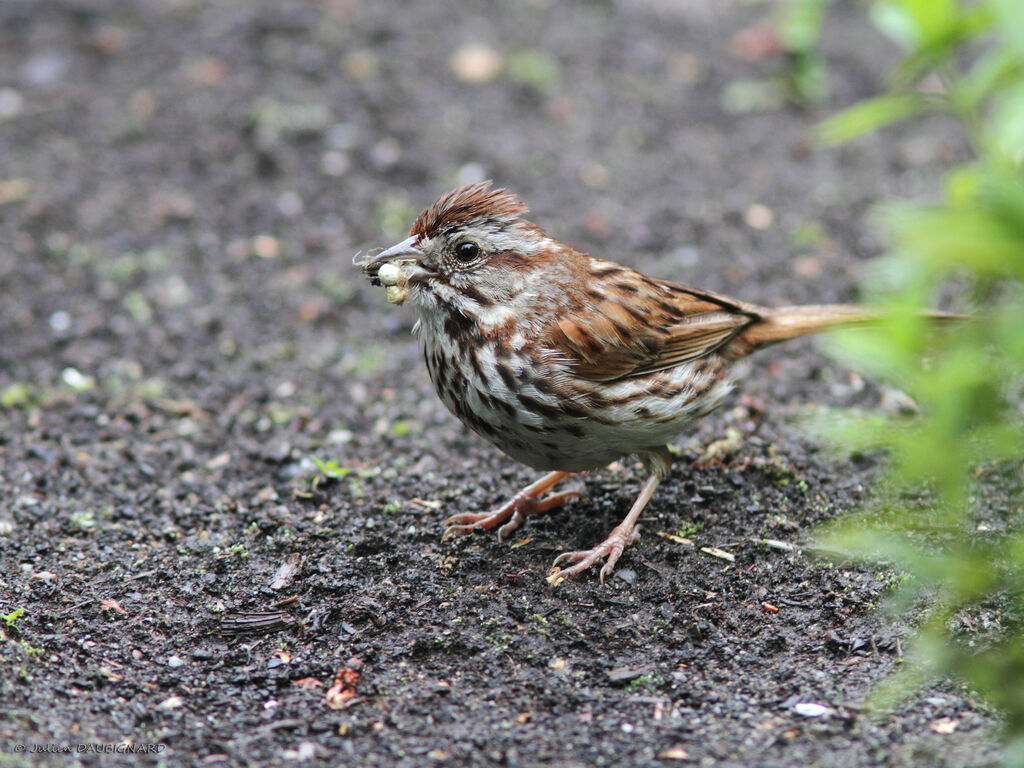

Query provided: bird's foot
[545,459,666,585]
[545,524,641,585]
[441,471,580,542]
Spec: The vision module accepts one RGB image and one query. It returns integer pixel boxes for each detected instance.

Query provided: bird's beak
[362,235,423,279]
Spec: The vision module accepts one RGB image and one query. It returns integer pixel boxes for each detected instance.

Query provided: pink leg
[442,471,582,542]
[547,447,671,585]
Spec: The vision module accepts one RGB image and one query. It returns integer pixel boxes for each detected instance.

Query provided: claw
[546,525,639,584]
[545,459,666,584]
[497,490,583,541]
[441,471,578,542]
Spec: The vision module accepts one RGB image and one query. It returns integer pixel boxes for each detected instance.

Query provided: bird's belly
[421,334,733,472]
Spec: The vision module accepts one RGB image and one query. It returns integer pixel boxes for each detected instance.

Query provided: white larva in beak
[377,262,410,304]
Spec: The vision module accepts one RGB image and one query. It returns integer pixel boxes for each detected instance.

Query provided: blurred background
[4,2,1010,766]
[1,0,950,416]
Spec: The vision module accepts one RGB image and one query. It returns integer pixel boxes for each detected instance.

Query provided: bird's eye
[454,241,480,263]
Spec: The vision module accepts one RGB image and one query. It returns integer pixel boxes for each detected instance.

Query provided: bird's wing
[545,267,759,382]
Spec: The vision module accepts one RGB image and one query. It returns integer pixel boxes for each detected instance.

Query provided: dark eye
[454,241,480,262]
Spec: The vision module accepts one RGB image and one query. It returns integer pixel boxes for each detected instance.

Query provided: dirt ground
[0,1,1011,766]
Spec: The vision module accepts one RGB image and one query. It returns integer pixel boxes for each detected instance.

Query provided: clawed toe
[441,520,488,541]
[441,472,580,543]
[442,510,499,528]
[441,509,512,541]
[546,540,624,585]
[546,523,643,585]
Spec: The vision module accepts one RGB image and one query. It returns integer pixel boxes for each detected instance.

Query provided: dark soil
[0,1,1008,766]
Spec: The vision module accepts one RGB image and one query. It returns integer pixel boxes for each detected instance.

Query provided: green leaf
[991,81,1024,162]
[506,49,561,93]
[870,0,958,50]
[885,204,1024,277]
[817,93,932,144]
[311,457,352,479]
[869,1,921,49]
[956,47,1024,113]
[775,0,827,52]
[990,0,1024,58]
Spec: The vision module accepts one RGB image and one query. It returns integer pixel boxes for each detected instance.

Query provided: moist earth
[0,1,1008,766]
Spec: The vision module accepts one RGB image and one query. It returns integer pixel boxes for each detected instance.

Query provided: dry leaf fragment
[326,658,363,710]
[658,745,690,760]
[657,531,694,546]
[700,546,735,562]
[410,498,442,510]
[761,538,797,552]
[607,664,652,683]
[270,554,300,590]
[98,666,124,682]
[100,599,126,615]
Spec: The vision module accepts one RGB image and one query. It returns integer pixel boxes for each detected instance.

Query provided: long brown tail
[729,304,961,359]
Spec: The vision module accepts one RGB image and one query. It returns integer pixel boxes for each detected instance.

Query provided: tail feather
[729,304,961,359]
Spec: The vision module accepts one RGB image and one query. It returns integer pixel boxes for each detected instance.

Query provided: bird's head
[361,182,559,311]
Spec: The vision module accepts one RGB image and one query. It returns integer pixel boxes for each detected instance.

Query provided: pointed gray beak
[362,235,423,278]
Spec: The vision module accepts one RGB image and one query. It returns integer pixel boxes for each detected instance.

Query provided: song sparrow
[359,182,885,583]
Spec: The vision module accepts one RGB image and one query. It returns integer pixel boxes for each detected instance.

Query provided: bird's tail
[728,304,960,359]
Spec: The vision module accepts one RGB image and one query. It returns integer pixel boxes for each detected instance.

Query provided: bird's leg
[547,447,672,585]
[442,470,582,542]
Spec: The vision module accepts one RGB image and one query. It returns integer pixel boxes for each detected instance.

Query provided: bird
[359,182,937,584]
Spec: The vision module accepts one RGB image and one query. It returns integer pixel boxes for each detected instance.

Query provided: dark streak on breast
[531,377,554,395]
[568,425,587,438]
[496,363,516,391]
[443,308,475,343]
[460,283,494,307]
[516,393,563,421]
[468,349,485,381]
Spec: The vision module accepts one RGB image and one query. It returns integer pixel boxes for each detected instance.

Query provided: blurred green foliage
[731,0,832,109]
[774,0,832,103]
[801,0,1024,758]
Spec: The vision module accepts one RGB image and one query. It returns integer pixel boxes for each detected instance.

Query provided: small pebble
[614,569,636,584]
[450,43,503,84]
[61,367,94,392]
[745,203,773,229]
[0,88,24,119]
[793,702,829,718]
[158,696,183,710]
[22,51,67,87]
[50,312,72,333]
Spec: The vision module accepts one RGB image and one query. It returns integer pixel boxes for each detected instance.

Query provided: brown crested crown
[410,182,528,239]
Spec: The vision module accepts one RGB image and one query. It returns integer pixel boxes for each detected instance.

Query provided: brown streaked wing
[548,312,664,381]
[546,272,760,382]
[627,310,750,377]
